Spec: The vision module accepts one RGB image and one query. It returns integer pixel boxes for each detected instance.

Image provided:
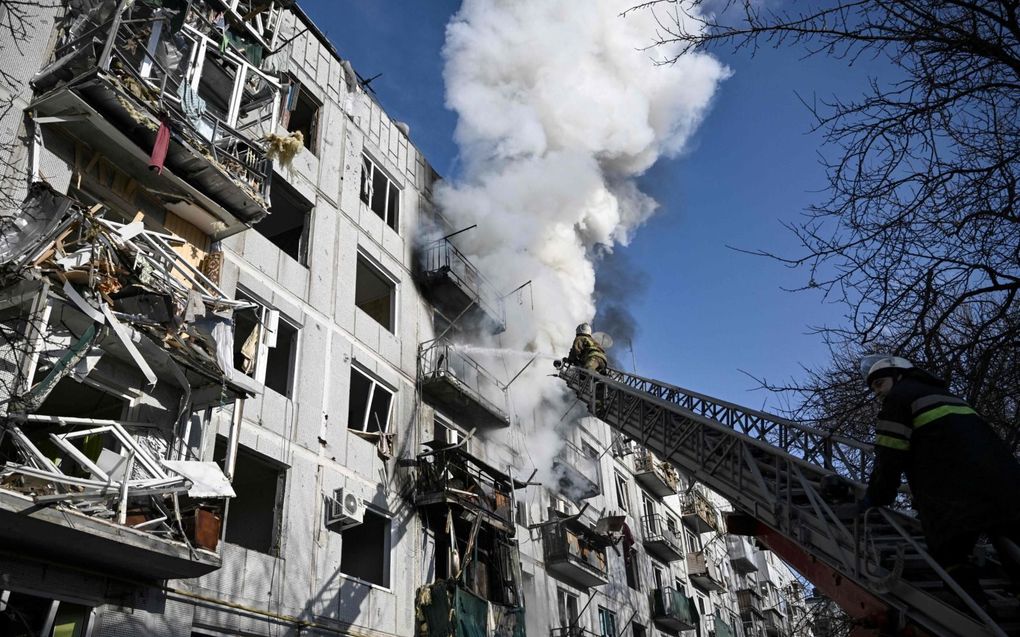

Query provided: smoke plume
[435,0,728,486]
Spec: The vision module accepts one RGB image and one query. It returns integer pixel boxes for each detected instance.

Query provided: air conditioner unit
[325,488,364,532]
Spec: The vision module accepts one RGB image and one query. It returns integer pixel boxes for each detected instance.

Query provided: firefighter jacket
[568,333,608,368]
[865,372,1020,551]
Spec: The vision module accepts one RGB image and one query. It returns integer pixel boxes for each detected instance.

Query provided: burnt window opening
[282,79,320,153]
[216,438,285,555]
[347,367,393,434]
[0,592,92,637]
[259,175,311,265]
[232,291,298,397]
[432,518,520,605]
[355,255,396,332]
[359,155,400,231]
[339,507,391,587]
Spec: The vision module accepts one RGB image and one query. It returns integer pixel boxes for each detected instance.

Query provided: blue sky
[301,1,873,409]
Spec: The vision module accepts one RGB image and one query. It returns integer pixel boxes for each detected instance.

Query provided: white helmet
[576,323,592,336]
[860,354,913,385]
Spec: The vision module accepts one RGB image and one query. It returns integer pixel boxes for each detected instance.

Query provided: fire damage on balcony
[414,436,527,637]
[681,486,720,534]
[415,233,506,335]
[539,508,612,590]
[418,338,510,429]
[0,186,257,580]
[30,0,296,238]
[633,449,679,499]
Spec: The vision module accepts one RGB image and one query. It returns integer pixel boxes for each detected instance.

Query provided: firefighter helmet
[860,355,913,385]
[576,323,592,336]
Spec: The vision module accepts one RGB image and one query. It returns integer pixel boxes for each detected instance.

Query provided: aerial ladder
[556,363,1018,637]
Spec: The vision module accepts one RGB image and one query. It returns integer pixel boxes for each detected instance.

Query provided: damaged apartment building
[0,2,812,637]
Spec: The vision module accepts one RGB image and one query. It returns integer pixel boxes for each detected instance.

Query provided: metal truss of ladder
[558,364,1010,637]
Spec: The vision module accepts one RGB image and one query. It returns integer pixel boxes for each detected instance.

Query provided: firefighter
[859,354,1020,605]
[567,323,608,373]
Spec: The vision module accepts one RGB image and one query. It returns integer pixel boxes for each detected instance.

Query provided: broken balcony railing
[418,339,510,429]
[33,0,284,230]
[418,238,506,334]
[415,444,518,531]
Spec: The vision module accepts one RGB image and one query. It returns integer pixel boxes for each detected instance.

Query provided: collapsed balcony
[31,0,288,238]
[641,514,683,562]
[417,237,506,334]
[415,443,523,533]
[415,581,525,637]
[633,450,679,499]
[0,188,255,579]
[541,509,610,589]
[687,550,725,592]
[727,535,759,575]
[681,488,720,534]
[549,439,601,501]
[650,586,698,633]
[418,339,510,429]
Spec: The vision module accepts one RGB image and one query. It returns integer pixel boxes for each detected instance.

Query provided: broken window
[615,472,630,512]
[217,439,284,555]
[282,78,320,153]
[347,367,393,434]
[0,591,93,637]
[359,154,400,231]
[355,255,396,332]
[557,589,579,629]
[259,175,311,264]
[339,507,391,587]
[232,291,298,397]
[686,529,702,553]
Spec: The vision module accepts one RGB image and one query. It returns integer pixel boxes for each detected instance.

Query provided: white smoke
[436,0,729,488]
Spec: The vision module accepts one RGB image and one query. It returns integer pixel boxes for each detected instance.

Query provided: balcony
[549,440,601,501]
[633,451,679,498]
[418,237,506,334]
[681,489,720,534]
[31,1,284,238]
[764,609,783,637]
[687,551,725,592]
[541,510,610,589]
[727,535,759,575]
[708,611,739,637]
[419,339,510,429]
[641,514,683,562]
[651,586,698,633]
[738,588,766,622]
[415,444,520,533]
[417,581,525,637]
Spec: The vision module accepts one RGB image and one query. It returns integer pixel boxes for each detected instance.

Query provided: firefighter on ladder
[858,355,1020,608]
[567,323,608,373]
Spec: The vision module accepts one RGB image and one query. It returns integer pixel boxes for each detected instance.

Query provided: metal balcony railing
[39,2,281,215]
[738,587,765,619]
[415,445,516,528]
[419,238,506,330]
[541,516,609,588]
[641,514,683,561]
[651,586,698,631]
[418,339,509,428]
[681,488,720,533]
[634,451,680,497]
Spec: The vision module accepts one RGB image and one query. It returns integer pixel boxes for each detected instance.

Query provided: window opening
[557,589,579,628]
[597,606,617,637]
[232,292,298,397]
[614,472,630,512]
[258,175,311,264]
[340,507,391,587]
[347,367,393,433]
[687,529,702,552]
[355,255,396,331]
[216,439,284,555]
[282,79,320,153]
[359,154,400,231]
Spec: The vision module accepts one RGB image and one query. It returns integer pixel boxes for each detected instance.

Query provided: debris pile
[0,185,246,547]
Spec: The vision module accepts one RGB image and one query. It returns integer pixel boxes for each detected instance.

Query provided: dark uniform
[567,333,607,373]
[866,370,1020,598]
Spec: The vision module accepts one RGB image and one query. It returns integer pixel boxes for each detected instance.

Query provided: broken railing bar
[15,414,163,428]
[134,229,232,300]
[47,433,110,482]
[56,424,168,480]
[6,427,63,475]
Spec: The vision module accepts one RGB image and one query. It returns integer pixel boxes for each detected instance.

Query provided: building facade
[0,2,813,636]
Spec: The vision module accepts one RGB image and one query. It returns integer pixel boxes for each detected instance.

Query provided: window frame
[597,606,618,637]
[233,290,299,398]
[354,252,398,332]
[348,366,395,434]
[359,153,401,232]
[614,472,630,512]
[338,505,393,589]
[282,76,321,154]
